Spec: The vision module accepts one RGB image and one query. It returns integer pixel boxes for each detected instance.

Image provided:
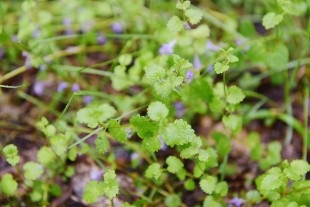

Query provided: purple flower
[39,64,47,71]
[63,18,73,35]
[22,51,29,57]
[65,28,73,35]
[193,54,202,69]
[71,83,80,92]
[207,64,214,72]
[57,81,69,92]
[83,95,93,104]
[96,34,107,45]
[32,27,40,38]
[185,70,194,83]
[229,197,244,207]
[174,101,185,118]
[89,169,103,180]
[159,136,167,151]
[63,18,72,26]
[159,39,176,55]
[33,81,45,96]
[183,23,191,30]
[0,48,4,59]
[111,22,123,34]
[25,57,32,70]
[206,40,221,52]
[11,35,18,42]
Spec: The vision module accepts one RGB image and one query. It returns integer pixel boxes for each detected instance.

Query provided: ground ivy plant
[0,0,309,206]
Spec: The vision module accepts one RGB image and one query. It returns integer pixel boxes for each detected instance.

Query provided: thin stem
[67,127,103,150]
[302,78,309,163]
[284,71,293,145]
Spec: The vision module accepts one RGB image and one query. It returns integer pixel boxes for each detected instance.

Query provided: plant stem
[302,78,309,164]
[67,127,103,150]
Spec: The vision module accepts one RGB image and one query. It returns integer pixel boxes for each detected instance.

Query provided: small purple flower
[159,136,167,151]
[125,128,133,138]
[71,83,80,92]
[174,101,185,118]
[229,197,244,207]
[83,95,93,104]
[111,22,123,34]
[207,64,214,72]
[22,51,29,57]
[159,39,176,55]
[63,18,72,26]
[57,81,69,92]
[39,64,47,71]
[185,70,194,83]
[25,57,32,70]
[0,48,4,59]
[183,23,191,30]
[193,54,202,69]
[89,169,103,180]
[235,38,250,51]
[96,33,107,45]
[65,28,73,35]
[32,27,40,38]
[63,18,73,35]
[206,40,221,52]
[33,81,45,96]
[11,35,18,42]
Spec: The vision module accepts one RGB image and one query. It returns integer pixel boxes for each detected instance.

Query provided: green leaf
[284,160,310,181]
[167,16,183,34]
[130,115,158,139]
[246,190,262,203]
[108,119,127,143]
[189,25,210,38]
[189,78,214,102]
[145,65,166,84]
[162,119,196,147]
[2,144,20,166]
[102,169,119,199]
[227,85,245,104]
[214,62,229,74]
[142,136,161,152]
[166,156,184,174]
[176,0,190,10]
[68,147,78,161]
[262,12,283,29]
[0,174,18,196]
[77,104,116,128]
[118,54,132,66]
[214,181,228,196]
[23,162,43,180]
[37,146,56,167]
[279,0,307,16]
[145,163,161,179]
[257,167,283,191]
[203,196,222,207]
[95,134,110,154]
[83,181,100,203]
[165,194,181,207]
[184,179,195,191]
[185,8,203,24]
[111,65,131,90]
[147,101,169,121]
[248,132,263,160]
[199,176,217,194]
[50,134,68,156]
[222,114,242,133]
[212,132,231,157]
